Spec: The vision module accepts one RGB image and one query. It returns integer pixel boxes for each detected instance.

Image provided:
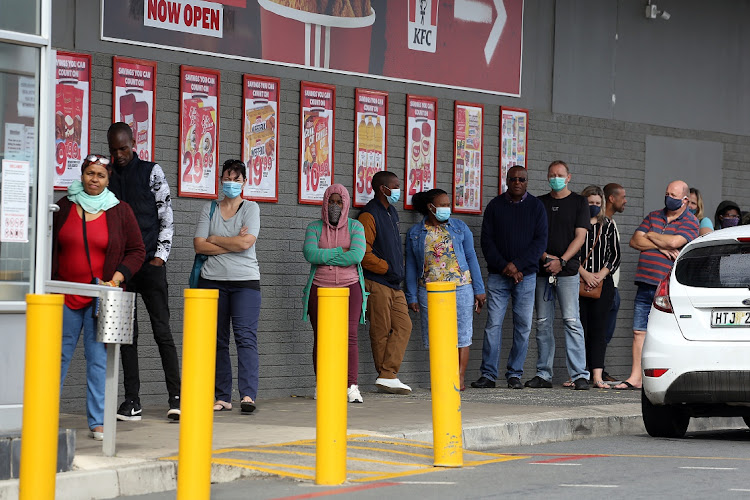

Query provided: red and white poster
[54,51,91,190]
[112,57,157,163]
[178,66,220,199]
[453,102,483,214]
[353,89,388,208]
[242,75,279,203]
[405,95,437,210]
[499,107,528,194]
[299,81,335,205]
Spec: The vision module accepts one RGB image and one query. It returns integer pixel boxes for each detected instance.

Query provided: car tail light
[738,237,750,242]
[653,275,673,313]
[645,368,669,377]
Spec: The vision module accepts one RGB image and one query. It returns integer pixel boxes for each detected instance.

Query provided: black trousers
[580,275,615,370]
[121,262,181,403]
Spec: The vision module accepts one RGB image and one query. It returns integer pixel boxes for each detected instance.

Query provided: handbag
[579,223,603,299]
[189,201,217,288]
[81,208,102,317]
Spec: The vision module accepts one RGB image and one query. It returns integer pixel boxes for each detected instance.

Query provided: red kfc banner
[453,102,484,214]
[299,82,335,205]
[353,89,388,208]
[242,75,279,203]
[499,106,528,194]
[405,95,437,210]
[112,57,157,163]
[54,52,91,190]
[178,66,220,198]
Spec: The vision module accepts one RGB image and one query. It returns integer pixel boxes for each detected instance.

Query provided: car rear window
[675,243,750,288]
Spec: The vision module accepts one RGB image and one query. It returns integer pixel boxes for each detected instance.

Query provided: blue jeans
[479,273,536,381]
[534,274,589,382]
[201,280,261,401]
[418,283,475,348]
[605,287,620,344]
[60,304,106,430]
[633,284,657,332]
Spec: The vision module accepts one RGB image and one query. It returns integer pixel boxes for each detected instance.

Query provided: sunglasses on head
[85,154,110,165]
[508,177,528,183]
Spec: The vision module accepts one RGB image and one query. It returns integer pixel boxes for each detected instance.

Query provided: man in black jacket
[108,122,181,421]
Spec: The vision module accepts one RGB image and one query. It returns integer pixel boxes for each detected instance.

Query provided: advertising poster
[353,89,388,207]
[405,95,437,210]
[178,66,220,199]
[499,107,528,194]
[112,57,157,162]
[102,0,524,96]
[242,75,280,203]
[54,51,91,190]
[1,160,30,243]
[453,102,483,214]
[299,81,335,205]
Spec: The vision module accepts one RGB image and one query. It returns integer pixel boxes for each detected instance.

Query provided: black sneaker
[573,378,590,391]
[524,376,553,388]
[117,399,142,421]
[507,377,523,389]
[470,376,496,389]
[167,395,181,421]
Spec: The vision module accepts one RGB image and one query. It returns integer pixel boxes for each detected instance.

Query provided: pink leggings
[308,282,363,386]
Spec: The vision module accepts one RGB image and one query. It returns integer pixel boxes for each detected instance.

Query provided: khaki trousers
[365,279,412,379]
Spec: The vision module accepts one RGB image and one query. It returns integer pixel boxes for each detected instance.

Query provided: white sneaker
[347,384,364,403]
[375,377,412,395]
[89,430,104,441]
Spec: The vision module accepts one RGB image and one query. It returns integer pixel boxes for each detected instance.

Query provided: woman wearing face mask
[194,159,261,414]
[714,200,742,230]
[688,188,714,236]
[302,184,367,403]
[405,189,486,391]
[577,185,620,390]
[53,154,145,440]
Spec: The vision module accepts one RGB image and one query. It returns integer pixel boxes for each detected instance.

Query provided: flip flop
[213,400,232,411]
[240,398,256,414]
[612,381,640,390]
[592,380,610,389]
[562,379,575,388]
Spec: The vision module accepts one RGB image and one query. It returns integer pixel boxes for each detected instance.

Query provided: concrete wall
[52,0,750,411]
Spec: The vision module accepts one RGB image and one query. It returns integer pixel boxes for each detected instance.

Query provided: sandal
[592,380,609,389]
[562,379,575,388]
[240,397,256,414]
[213,400,232,411]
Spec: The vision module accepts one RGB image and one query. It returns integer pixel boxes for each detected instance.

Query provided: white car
[642,225,750,438]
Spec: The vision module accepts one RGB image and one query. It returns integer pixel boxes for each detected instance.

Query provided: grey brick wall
[60,52,750,413]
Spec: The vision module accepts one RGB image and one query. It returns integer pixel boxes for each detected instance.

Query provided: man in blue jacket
[472,166,548,389]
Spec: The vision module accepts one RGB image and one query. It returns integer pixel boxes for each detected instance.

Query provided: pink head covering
[318,184,351,250]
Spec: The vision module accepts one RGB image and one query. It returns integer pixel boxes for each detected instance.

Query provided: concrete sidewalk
[0,386,744,499]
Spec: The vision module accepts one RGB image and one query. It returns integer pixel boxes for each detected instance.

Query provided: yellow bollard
[19,294,64,500]
[426,282,463,467]
[315,287,349,485]
[177,288,219,500]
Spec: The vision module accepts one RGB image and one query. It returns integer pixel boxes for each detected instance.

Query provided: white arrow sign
[454,0,507,65]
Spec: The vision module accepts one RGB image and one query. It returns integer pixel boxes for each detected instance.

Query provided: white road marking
[398,481,456,485]
[730,489,750,492]
[531,463,582,466]
[560,484,618,488]
[680,467,737,470]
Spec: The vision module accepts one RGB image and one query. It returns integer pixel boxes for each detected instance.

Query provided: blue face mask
[688,207,697,215]
[664,195,684,212]
[223,181,243,199]
[432,205,451,222]
[549,177,566,192]
[589,205,601,218]
[385,187,400,204]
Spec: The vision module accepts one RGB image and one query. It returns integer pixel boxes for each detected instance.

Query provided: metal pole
[426,281,463,467]
[19,294,64,500]
[102,343,120,456]
[177,288,219,500]
[315,287,349,485]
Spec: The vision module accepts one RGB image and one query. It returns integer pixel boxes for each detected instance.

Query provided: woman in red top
[52,155,144,440]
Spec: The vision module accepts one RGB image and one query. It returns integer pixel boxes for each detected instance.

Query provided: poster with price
[242,75,279,203]
[405,95,437,210]
[54,51,91,190]
[178,66,220,199]
[112,57,157,163]
[499,107,528,194]
[453,102,483,214]
[353,89,388,207]
[299,81,335,205]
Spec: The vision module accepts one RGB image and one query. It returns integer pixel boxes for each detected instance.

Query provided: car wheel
[641,390,689,438]
[743,416,750,429]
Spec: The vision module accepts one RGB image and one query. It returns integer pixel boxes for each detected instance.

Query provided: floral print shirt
[420,224,472,287]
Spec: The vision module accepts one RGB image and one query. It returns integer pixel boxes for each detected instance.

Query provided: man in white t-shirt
[602,183,627,382]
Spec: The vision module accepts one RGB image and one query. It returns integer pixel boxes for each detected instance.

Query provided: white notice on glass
[1,160,30,243]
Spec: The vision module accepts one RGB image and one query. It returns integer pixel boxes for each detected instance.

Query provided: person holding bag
[52,154,145,440]
[578,185,620,389]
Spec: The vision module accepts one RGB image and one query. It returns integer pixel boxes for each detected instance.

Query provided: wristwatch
[559,258,567,269]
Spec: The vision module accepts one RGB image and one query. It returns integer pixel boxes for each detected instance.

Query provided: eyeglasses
[85,154,110,165]
[508,177,528,183]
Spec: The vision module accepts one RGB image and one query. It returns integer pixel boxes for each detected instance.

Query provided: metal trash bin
[96,289,135,345]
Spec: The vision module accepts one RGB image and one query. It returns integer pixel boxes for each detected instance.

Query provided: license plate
[711,310,750,327]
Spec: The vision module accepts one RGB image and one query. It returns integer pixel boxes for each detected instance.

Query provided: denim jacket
[405,217,485,304]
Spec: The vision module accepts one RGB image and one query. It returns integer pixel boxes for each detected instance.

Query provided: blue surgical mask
[222,181,243,199]
[432,206,451,222]
[688,207,697,215]
[385,187,400,204]
[549,177,566,192]
[664,195,684,212]
[589,205,601,218]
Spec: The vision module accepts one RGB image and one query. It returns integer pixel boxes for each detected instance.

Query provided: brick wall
[60,53,750,412]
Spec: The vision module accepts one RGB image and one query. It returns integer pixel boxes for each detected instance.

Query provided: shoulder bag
[189,201,217,289]
[579,223,604,299]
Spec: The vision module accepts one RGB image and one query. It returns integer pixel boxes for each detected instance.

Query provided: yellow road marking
[350,467,443,483]
[347,445,433,459]
[212,458,314,481]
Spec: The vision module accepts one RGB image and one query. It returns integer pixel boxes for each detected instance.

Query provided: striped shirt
[635,208,699,286]
[579,218,620,276]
